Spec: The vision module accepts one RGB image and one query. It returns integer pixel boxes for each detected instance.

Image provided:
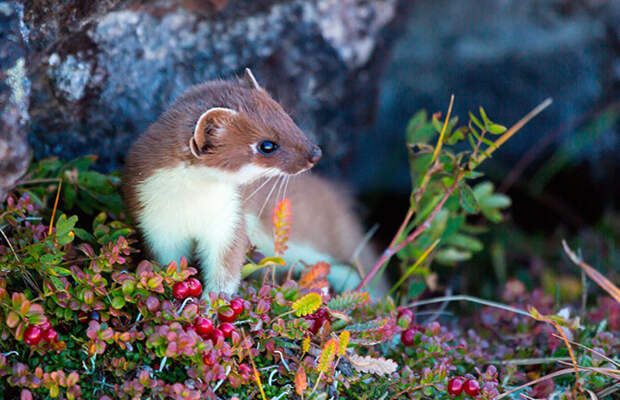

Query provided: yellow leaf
[292,292,322,317]
[317,338,337,373]
[338,331,350,356]
[302,336,310,353]
[241,257,286,279]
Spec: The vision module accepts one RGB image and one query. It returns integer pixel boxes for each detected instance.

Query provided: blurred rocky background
[0,0,618,234]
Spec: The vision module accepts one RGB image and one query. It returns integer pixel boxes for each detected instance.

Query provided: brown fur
[122,71,378,292]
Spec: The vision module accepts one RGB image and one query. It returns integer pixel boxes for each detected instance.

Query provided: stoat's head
[187,69,321,184]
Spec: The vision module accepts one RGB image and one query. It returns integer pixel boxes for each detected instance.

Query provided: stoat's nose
[309,146,322,164]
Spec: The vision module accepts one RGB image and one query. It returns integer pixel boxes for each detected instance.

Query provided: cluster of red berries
[23,320,58,346]
[447,376,481,397]
[397,308,423,346]
[190,298,245,344]
[172,277,203,299]
[305,307,331,335]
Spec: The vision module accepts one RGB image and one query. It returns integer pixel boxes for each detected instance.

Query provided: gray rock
[352,0,619,191]
[24,0,398,174]
[0,2,30,201]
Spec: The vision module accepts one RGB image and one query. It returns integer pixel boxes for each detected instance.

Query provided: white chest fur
[136,164,241,271]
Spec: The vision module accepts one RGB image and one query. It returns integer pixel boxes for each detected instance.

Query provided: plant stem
[431,94,455,163]
[405,294,532,318]
[310,371,323,396]
[470,98,552,168]
[355,179,459,291]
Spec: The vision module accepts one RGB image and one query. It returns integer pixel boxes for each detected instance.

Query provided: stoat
[122,69,376,295]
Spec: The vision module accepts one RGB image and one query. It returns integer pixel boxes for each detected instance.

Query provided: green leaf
[28,313,46,326]
[74,227,95,242]
[55,214,78,245]
[327,292,370,312]
[458,183,480,214]
[408,280,426,299]
[480,193,512,209]
[469,112,484,131]
[111,296,126,310]
[473,181,494,199]
[48,276,66,291]
[6,311,20,328]
[479,106,491,127]
[62,184,77,210]
[435,247,472,265]
[445,233,483,252]
[406,110,435,144]
[40,253,62,266]
[53,266,72,276]
[487,123,507,134]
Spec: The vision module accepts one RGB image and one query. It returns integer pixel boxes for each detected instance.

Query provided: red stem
[355,180,459,291]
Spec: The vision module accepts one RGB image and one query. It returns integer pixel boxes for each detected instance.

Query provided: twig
[424,288,452,323]
[495,368,575,399]
[597,382,620,398]
[554,334,620,368]
[470,98,553,168]
[562,240,620,303]
[490,357,571,366]
[404,294,532,318]
[240,328,266,400]
[48,179,63,235]
[387,239,440,296]
[0,226,20,262]
[351,223,379,277]
[431,94,455,163]
[529,308,581,397]
[355,179,459,291]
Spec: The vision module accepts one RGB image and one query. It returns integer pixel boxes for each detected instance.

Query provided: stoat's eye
[258,140,279,155]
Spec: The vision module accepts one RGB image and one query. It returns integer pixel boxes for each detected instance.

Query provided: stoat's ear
[189,107,237,158]
[240,67,262,90]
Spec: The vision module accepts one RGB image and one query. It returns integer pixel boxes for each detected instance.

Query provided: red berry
[210,328,225,343]
[38,320,52,332]
[463,379,481,396]
[397,307,414,319]
[77,311,89,324]
[172,281,190,300]
[193,317,214,338]
[401,328,416,346]
[185,278,203,297]
[23,325,42,346]
[43,328,58,342]
[447,377,465,396]
[218,307,236,323]
[230,298,244,316]
[219,322,235,339]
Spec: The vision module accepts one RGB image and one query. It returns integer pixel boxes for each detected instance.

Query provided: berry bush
[0,102,617,399]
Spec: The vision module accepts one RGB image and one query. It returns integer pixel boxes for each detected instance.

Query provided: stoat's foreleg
[195,219,247,296]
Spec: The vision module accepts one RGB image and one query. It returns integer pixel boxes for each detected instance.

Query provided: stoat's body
[122,69,375,294]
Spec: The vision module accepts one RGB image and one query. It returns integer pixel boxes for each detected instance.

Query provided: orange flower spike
[272,198,292,256]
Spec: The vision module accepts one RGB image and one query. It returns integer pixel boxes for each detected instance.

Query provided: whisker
[258,175,281,218]
[283,175,291,200]
[276,175,286,201]
[245,177,273,203]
